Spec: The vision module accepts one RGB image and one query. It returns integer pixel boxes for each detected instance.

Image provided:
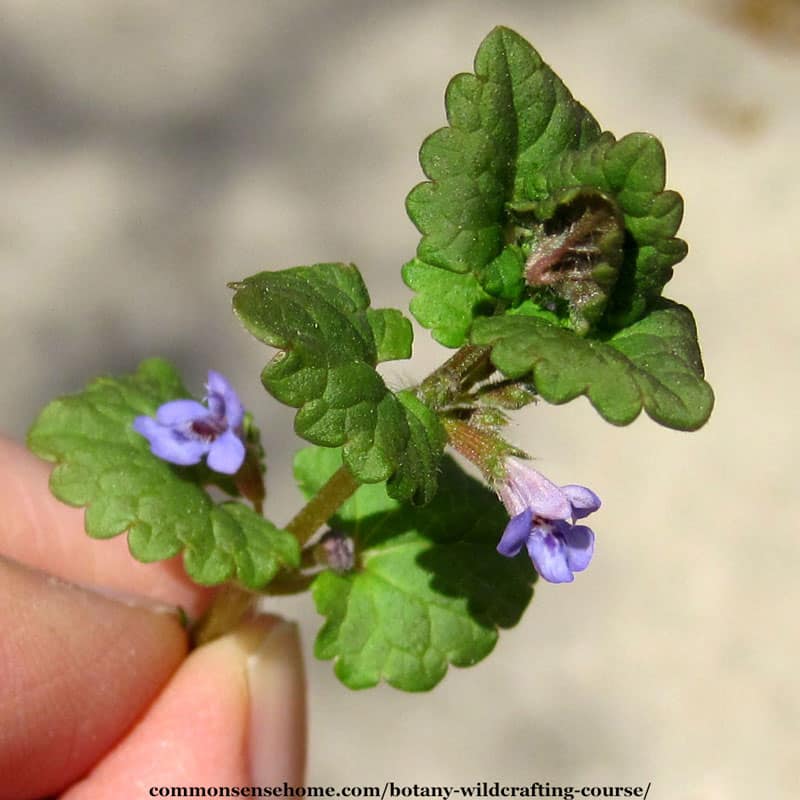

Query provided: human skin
[0,437,306,799]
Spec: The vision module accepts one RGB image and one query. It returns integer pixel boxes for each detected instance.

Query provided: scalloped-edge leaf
[471,300,714,430]
[404,26,691,343]
[402,258,494,348]
[296,447,535,691]
[387,391,447,505]
[366,308,413,363]
[231,264,442,502]
[27,358,299,588]
[406,26,601,276]
[403,25,602,341]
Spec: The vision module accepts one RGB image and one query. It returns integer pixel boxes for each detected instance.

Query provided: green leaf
[471,300,714,430]
[404,26,690,341]
[404,26,604,341]
[402,258,493,347]
[406,26,601,276]
[366,308,413,363]
[475,246,526,304]
[387,391,447,506]
[27,359,299,588]
[231,263,443,501]
[526,132,687,327]
[296,447,535,691]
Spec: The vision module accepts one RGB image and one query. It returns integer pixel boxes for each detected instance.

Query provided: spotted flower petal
[558,522,595,573]
[526,529,574,584]
[206,370,244,429]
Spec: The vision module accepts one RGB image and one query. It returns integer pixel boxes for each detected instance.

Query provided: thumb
[62,614,306,798]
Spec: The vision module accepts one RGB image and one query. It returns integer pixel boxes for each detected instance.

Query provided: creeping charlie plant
[28,27,713,692]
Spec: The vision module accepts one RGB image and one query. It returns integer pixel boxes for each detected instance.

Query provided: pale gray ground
[1,1,798,797]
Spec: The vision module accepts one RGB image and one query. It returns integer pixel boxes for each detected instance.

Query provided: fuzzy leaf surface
[366,308,413,363]
[231,264,442,501]
[472,300,713,430]
[296,447,535,691]
[402,258,494,347]
[407,26,601,275]
[27,359,299,587]
[404,26,602,341]
[525,132,687,327]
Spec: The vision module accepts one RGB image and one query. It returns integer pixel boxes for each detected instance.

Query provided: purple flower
[133,370,246,475]
[495,456,600,584]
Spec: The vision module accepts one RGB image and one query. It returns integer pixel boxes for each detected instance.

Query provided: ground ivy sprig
[26,26,713,692]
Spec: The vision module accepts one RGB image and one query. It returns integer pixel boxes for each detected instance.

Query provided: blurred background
[1,0,798,796]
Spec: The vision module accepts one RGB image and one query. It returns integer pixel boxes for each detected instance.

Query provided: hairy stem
[442,416,517,481]
[416,344,493,409]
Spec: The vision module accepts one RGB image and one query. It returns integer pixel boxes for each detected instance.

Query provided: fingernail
[235,615,307,784]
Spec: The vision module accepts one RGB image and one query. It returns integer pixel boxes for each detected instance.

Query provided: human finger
[60,614,306,798]
[0,556,188,800]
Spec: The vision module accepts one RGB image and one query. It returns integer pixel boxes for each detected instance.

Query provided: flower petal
[496,509,532,558]
[134,417,208,465]
[132,415,161,440]
[561,484,601,520]
[206,370,244,429]
[501,457,571,520]
[205,369,230,397]
[155,399,208,426]
[206,429,246,474]
[560,523,595,573]
[526,528,574,583]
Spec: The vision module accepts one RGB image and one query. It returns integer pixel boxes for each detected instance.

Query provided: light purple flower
[496,456,600,583]
[133,370,246,474]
